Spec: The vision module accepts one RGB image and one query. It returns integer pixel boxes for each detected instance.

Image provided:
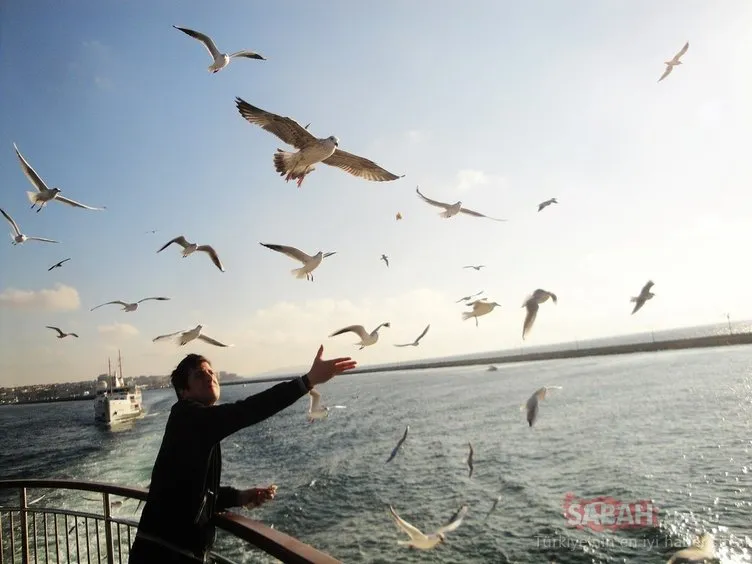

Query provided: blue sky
[1,0,751,386]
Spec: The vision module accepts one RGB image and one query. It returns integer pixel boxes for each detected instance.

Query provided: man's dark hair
[170,354,210,399]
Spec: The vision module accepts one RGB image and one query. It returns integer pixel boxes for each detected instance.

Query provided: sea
[1,326,751,563]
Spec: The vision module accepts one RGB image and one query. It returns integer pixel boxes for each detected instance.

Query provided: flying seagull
[48,258,71,271]
[153,324,232,347]
[13,143,105,212]
[395,212,403,220]
[90,297,171,313]
[386,425,409,463]
[483,496,502,522]
[329,322,390,349]
[380,254,389,267]
[631,280,655,314]
[462,299,501,327]
[467,442,474,478]
[463,265,485,271]
[259,243,336,282]
[538,198,558,212]
[658,41,689,82]
[456,290,484,303]
[522,289,557,340]
[394,324,430,347]
[1,208,59,245]
[46,326,79,339]
[172,25,265,73]
[416,186,506,221]
[388,504,469,550]
[667,532,715,564]
[157,236,224,272]
[235,97,404,187]
[306,388,346,423]
[522,386,562,427]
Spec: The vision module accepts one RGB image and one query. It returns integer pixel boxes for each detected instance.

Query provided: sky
[1,0,752,387]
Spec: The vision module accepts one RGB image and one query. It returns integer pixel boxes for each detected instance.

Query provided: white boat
[94,350,144,427]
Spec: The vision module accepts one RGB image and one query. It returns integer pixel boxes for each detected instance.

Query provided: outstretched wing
[137,297,171,304]
[90,301,129,311]
[458,207,506,221]
[173,26,221,59]
[435,505,469,535]
[54,195,105,210]
[658,65,673,82]
[673,41,689,61]
[152,329,186,343]
[196,245,225,272]
[46,326,64,337]
[388,506,426,541]
[13,143,49,192]
[641,280,654,295]
[259,243,313,264]
[322,148,403,182]
[415,186,450,209]
[157,236,190,253]
[329,325,368,339]
[229,50,266,60]
[197,334,232,347]
[522,300,539,340]
[0,208,22,237]
[414,324,430,343]
[235,97,317,150]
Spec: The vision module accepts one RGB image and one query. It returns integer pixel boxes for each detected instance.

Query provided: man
[128,345,357,563]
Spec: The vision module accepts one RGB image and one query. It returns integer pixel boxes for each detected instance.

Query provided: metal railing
[0,479,341,564]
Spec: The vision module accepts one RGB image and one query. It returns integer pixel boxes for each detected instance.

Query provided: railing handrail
[0,478,342,564]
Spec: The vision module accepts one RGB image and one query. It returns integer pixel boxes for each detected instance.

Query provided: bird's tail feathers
[26,191,39,204]
[462,312,474,321]
[291,267,308,279]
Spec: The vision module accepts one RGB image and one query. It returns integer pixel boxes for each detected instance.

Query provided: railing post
[103,493,115,564]
[18,488,29,564]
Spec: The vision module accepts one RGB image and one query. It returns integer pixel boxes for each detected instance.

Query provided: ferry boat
[94,350,145,427]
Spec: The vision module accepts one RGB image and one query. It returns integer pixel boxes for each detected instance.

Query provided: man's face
[181,360,220,405]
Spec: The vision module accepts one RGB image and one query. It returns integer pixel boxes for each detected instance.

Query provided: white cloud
[0,284,80,311]
[98,323,139,339]
[454,169,505,192]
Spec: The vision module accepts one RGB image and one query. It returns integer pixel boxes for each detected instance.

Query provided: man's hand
[238,485,277,509]
[306,345,357,387]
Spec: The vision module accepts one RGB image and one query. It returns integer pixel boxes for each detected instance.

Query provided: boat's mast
[118,349,123,379]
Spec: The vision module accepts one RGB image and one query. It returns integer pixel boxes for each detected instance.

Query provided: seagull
[456,290,484,303]
[462,299,501,327]
[658,41,689,82]
[1,208,59,245]
[144,229,158,235]
[306,388,346,423]
[157,236,224,272]
[522,386,562,427]
[467,442,474,478]
[388,504,468,550]
[152,324,232,347]
[28,494,46,506]
[235,97,404,187]
[395,212,403,220]
[329,322,390,349]
[380,254,389,267]
[46,326,79,339]
[48,258,71,271]
[394,324,430,347]
[90,297,171,313]
[522,289,557,340]
[463,265,485,270]
[416,186,506,221]
[14,143,105,212]
[172,25,265,73]
[386,425,409,463]
[483,496,502,522]
[259,243,336,282]
[538,198,558,212]
[631,280,655,314]
[666,532,715,564]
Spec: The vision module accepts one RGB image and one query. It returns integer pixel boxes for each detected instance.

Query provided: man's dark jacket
[128,377,309,563]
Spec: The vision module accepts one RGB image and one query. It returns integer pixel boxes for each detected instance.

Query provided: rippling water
[1,345,751,563]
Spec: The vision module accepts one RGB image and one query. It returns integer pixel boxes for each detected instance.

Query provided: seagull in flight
[522,386,562,427]
[46,326,79,339]
[90,297,170,313]
[462,299,501,327]
[259,243,336,282]
[394,324,430,347]
[538,198,558,212]
[329,322,390,349]
[1,208,59,245]
[153,324,232,348]
[631,280,655,314]
[235,97,404,187]
[172,25,265,73]
[157,236,224,272]
[467,442,474,478]
[658,41,689,82]
[386,425,409,463]
[456,290,484,303]
[463,265,485,271]
[13,143,105,212]
[416,186,506,221]
[484,496,502,522]
[388,504,469,550]
[48,258,71,271]
[306,388,346,423]
[522,289,557,340]
[395,212,403,220]
[380,254,389,267]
